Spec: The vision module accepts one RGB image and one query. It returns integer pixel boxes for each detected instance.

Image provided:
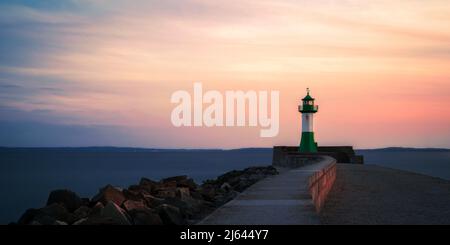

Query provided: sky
[0,0,449,149]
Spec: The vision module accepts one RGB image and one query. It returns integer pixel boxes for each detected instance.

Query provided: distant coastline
[1,146,449,152]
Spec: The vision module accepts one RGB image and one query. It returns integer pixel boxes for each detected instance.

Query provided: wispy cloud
[0,0,449,147]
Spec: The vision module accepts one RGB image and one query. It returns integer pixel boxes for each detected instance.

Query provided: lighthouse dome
[302,94,314,101]
[302,88,314,101]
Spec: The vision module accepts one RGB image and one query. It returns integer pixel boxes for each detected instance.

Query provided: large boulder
[220,182,232,192]
[46,189,82,212]
[128,207,163,225]
[91,185,126,206]
[18,209,39,225]
[161,175,188,183]
[39,203,76,224]
[233,177,253,192]
[100,201,131,225]
[159,180,177,189]
[189,189,204,200]
[198,184,217,202]
[162,176,198,190]
[154,187,177,199]
[163,197,202,219]
[54,220,68,225]
[156,204,185,225]
[89,202,104,217]
[74,216,121,225]
[121,200,146,213]
[138,178,158,193]
[73,206,91,220]
[141,193,164,208]
[18,203,76,225]
[176,187,191,201]
[214,190,239,206]
[123,189,144,201]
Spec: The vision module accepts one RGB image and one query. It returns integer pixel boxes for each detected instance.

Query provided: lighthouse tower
[299,88,319,152]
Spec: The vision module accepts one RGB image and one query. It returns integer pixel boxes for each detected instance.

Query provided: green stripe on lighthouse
[299,132,318,152]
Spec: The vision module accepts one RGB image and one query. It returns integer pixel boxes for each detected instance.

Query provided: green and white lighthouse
[299,88,319,152]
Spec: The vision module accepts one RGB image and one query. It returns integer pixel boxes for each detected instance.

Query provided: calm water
[357,150,450,180]
[0,148,449,224]
[0,149,272,224]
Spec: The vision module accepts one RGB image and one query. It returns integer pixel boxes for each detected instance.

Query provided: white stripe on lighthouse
[302,113,313,132]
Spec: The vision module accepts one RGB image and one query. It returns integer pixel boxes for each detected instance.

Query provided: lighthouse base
[299,132,318,153]
[272,145,364,168]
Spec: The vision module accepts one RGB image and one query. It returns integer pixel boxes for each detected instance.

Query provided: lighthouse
[299,88,318,152]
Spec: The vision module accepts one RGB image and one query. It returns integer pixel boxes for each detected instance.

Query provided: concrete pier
[199,157,336,225]
[320,164,450,225]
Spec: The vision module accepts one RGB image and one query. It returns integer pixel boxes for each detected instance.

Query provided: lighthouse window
[308,101,313,105]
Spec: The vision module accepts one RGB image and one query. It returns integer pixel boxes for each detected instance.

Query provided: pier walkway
[199,157,336,225]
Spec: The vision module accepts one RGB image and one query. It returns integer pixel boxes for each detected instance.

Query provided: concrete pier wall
[308,157,337,212]
[272,146,364,166]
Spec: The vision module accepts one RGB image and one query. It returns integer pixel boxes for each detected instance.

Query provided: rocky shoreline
[13,166,278,225]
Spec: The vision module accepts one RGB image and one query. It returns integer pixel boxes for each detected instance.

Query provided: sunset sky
[0,0,449,148]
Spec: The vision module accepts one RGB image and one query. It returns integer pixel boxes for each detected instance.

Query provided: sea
[0,147,449,224]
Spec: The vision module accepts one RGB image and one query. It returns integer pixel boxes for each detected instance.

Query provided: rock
[46,189,82,212]
[18,203,76,225]
[122,200,146,213]
[190,190,204,200]
[33,215,56,225]
[39,203,76,224]
[128,184,142,192]
[138,178,158,193]
[29,220,42,225]
[139,177,158,186]
[162,175,188,183]
[89,202,104,216]
[215,190,239,206]
[123,189,143,201]
[233,178,253,192]
[203,166,278,190]
[72,218,88,225]
[100,201,131,225]
[163,197,190,216]
[157,204,185,225]
[199,185,217,202]
[128,208,163,225]
[215,170,241,186]
[74,216,121,225]
[73,206,91,220]
[163,196,203,218]
[227,176,242,187]
[220,182,232,192]
[17,166,278,225]
[81,198,90,206]
[163,176,198,190]
[176,187,191,200]
[160,180,177,188]
[154,187,177,198]
[179,178,198,190]
[91,185,126,206]
[54,220,68,225]
[142,194,164,208]
[18,208,39,225]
